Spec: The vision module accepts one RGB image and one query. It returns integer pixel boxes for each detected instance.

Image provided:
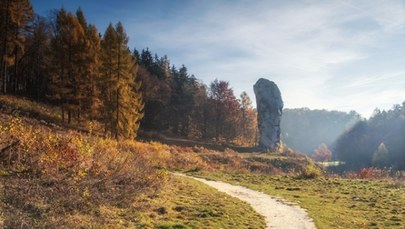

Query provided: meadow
[193,171,405,228]
[1,95,405,228]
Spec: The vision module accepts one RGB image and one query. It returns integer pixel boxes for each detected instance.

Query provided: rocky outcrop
[253,78,283,152]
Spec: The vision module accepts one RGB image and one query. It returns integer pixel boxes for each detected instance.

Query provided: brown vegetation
[0,113,166,227]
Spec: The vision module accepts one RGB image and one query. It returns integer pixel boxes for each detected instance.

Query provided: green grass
[192,171,405,229]
[1,174,265,228]
[138,175,266,228]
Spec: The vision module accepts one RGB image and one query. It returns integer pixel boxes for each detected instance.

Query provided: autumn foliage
[1,1,259,146]
[311,143,332,162]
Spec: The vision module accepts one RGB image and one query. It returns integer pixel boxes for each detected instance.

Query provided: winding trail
[176,174,316,229]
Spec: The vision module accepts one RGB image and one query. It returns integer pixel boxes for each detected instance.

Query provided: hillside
[0,95,316,228]
[281,108,361,155]
[335,103,405,170]
[2,96,405,229]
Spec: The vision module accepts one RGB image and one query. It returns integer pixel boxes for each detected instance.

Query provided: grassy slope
[194,172,405,229]
[0,96,266,228]
[2,174,265,228]
[6,95,405,228]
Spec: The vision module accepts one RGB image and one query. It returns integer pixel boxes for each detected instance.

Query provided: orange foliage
[311,143,332,162]
[0,116,167,206]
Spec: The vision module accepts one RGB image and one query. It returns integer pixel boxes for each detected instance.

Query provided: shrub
[297,161,322,179]
[1,115,168,225]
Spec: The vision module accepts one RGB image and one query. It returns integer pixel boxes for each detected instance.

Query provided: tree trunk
[1,0,10,94]
[13,28,18,94]
[115,43,121,140]
[61,105,65,123]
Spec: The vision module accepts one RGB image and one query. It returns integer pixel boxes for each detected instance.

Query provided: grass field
[3,95,405,228]
[1,173,265,228]
[193,171,405,229]
[138,175,265,228]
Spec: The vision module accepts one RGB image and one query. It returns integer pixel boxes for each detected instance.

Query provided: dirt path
[176,174,316,229]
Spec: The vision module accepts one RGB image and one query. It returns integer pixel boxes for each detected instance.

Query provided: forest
[335,104,405,170]
[0,1,257,144]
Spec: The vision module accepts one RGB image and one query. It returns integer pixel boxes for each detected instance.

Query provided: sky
[30,0,405,118]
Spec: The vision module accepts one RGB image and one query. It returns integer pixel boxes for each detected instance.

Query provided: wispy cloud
[122,0,405,117]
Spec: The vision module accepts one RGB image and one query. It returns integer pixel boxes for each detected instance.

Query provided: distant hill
[281,108,361,155]
[335,102,405,170]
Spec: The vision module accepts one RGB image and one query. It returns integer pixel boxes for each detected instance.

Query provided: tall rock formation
[253,78,283,152]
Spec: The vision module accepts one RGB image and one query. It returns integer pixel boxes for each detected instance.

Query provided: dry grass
[0,95,322,228]
[0,114,167,228]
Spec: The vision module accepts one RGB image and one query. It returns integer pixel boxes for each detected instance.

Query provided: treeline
[335,102,405,170]
[0,0,257,144]
[281,108,361,154]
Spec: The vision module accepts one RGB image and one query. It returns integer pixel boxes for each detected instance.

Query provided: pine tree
[169,65,196,136]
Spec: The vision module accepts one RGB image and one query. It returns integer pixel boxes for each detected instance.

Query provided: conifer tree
[0,0,34,94]
[48,9,86,124]
[20,15,51,100]
[84,24,102,120]
[74,9,101,121]
[100,22,143,139]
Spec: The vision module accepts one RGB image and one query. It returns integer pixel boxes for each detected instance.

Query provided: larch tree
[0,0,34,94]
[20,15,51,101]
[100,22,143,139]
[48,9,86,124]
[84,24,102,121]
[74,8,101,121]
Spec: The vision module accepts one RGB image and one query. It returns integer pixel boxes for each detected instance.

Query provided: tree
[73,8,102,121]
[169,65,196,136]
[372,142,389,168]
[209,79,240,142]
[136,48,171,131]
[239,91,257,146]
[311,143,332,162]
[19,15,51,101]
[100,22,143,139]
[0,0,34,94]
[83,24,102,120]
[335,101,405,170]
[48,9,86,124]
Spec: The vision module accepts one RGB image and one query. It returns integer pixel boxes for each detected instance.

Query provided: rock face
[253,78,283,151]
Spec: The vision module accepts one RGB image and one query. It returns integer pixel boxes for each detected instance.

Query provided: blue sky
[31,0,405,118]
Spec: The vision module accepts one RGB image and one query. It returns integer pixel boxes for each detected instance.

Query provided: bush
[297,161,322,179]
[1,116,169,227]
